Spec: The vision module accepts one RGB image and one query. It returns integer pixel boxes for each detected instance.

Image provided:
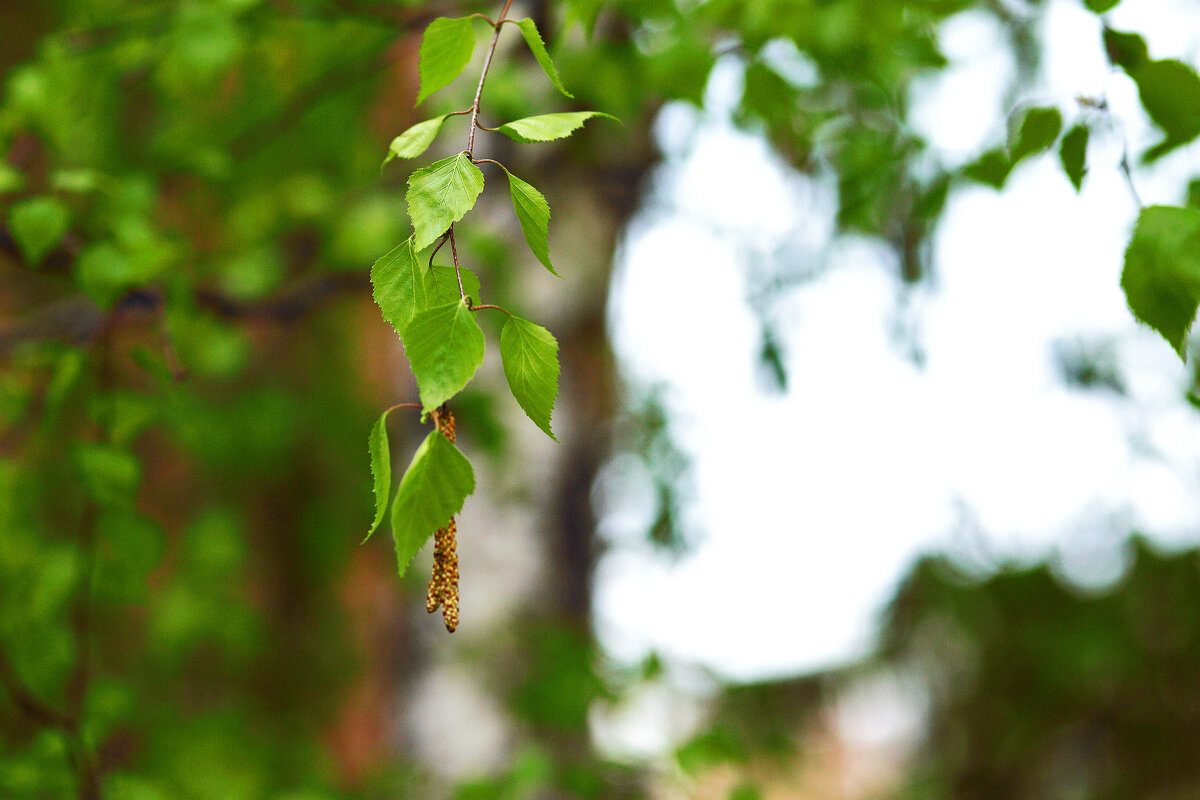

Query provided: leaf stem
[472,157,506,170]
[429,232,450,272]
[385,402,423,415]
[466,0,515,158]
[449,227,466,300]
[468,302,512,317]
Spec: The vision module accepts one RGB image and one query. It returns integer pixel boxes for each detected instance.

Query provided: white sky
[593,0,1200,683]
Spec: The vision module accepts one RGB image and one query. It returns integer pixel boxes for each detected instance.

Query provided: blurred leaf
[417,17,477,105]
[1009,106,1062,163]
[94,511,164,604]
[1103,27,1148,71]
[1059,124,1089,191]
[503,167,559,277]
[403,298,485,412]
[9,196,69,265]
[406,153,485,250]
[1085,0,1121,11]
[495,111,616,144]
[76,444,141,508]
[386,114,453,164]
[500,316,560,441]
[1121,205,1200,358]
[390,430,474,578]
[963,149,1012,189]
[515,19,573,98]
[372,237,427,336]
[1133,59,1200,161]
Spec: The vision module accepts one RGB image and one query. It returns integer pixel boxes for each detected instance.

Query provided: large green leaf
[390,431,474,578]
[1059,124,1089,192]
[403,297,485,412]
[416,17,477,105]
[9,196,69,265]
[385,114,452,164]
[495,111,615,144]
[504,168,558,277]
[1121,205,1200,359]
[514,18,573,98]
[424,264,481,306]
[407,152,485,250]
[365,407,394,543]
[372,236,426,335]
[1133,60,1200,161]
[1009,106,1062,164]
[500,316,560,440]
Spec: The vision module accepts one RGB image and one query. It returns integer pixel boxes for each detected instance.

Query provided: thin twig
[466,0,516,157]
[449,227,466,300]
[472,157,506,170]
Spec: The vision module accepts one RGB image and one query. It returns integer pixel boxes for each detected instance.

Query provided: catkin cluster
[426,410,460,632]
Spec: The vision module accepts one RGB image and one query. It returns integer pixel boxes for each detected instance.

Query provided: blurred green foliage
[3,0,1200,798]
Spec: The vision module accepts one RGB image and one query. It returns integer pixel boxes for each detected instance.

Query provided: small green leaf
[1133,60,1200,161]
[962,149,1012,189]
[515,18,573,98]
[9,196,69,265]
[385,114,453,165]
[495,111,616,144]
[1009,106,1062,164]
[417,17,477,106]
[500,316,560,440]
[1059,124,1089,191]
[365,408,394,543]
[1121,205,1200,359]
[390,430,474,578]
[404,297,485,412]
[407,152,485,251]
[1085,0,1121,11]
[504,168,558,277]
[424,264,481,306]
[372,236,427,335]
[1104,27,1148,72]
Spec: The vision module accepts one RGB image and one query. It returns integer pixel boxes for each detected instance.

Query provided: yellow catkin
[425,411,460,632]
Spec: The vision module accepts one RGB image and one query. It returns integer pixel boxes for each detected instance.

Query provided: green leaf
[1104,27,1148,72]
[1009,106,1062,164]
[500,316,560,440]
[365,408,394,542]
[385,114,452,165]
[390,430,474,578]
[372,236,427,335]
[962,149,1012,189]
[495,111,616,144]
[1121,205,1200,359]
[424,264,481,306]
[403,297,485,412]
[406,152,485,251]
[1059,124,1089,191]
[9,197,69,265]
[504,168,558,277]
[1132,60,1200,161]
[515,18,573,98]
[1085,0,1120,11]
[416,17,477,106]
